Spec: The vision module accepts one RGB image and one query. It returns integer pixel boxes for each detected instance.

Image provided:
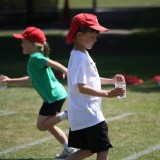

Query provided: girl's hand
[0,75,10,84]
[62,72,66,79]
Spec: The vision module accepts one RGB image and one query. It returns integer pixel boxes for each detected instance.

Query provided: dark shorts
[68,121,113,153]
[39,99,65,116]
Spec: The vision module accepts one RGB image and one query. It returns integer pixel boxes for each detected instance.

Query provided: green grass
[0,3,160,159]
[58,0,160,8]
[0,82,160,159]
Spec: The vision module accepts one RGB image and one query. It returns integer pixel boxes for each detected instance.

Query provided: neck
[73,46,87,53]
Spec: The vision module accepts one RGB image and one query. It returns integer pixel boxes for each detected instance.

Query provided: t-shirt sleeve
[31,54,49,69]
[71,61,87,86]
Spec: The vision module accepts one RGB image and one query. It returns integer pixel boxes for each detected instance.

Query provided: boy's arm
[100,77,114,85]
[100,74,125,85]
[78,83,125,98]
[46,59,67,79]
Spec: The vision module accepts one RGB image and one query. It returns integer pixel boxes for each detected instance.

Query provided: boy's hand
[106,87,125,98]
[113,74,125,83]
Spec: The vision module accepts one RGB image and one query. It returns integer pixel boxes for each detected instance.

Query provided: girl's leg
[49,125,67,144]
[65,150,93,160]
[37,114,61,130]
[37,114,67,144]
[96,150,108,160]
[37,114,76,158]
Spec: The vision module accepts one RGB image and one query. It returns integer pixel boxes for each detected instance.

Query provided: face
[21,39,35,55]
[74,31,99,51]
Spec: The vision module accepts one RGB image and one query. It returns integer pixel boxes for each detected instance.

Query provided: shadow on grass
[127,81,160,93]
[2,159,62,160]
[2,159,57,160]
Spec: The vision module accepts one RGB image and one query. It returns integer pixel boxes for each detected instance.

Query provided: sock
[59,110,68,120]
[63,142,72,152]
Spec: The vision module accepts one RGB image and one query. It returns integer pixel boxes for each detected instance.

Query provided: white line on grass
[0,111,16,116]
[122,144,160,160]
[0,136,53,155]
[0,112,134,155]
[106,112,134,122]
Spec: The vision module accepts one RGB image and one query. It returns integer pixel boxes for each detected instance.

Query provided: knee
[36,122,46,131]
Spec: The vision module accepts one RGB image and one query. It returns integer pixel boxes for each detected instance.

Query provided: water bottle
[0,74,7,90]
[0,83,7,90]
[115,81,126,98]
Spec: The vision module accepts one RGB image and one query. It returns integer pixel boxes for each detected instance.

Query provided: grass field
[0,81,160,159]
[1,51,160,159]
[58,0,160,8]
[0,1,160,159]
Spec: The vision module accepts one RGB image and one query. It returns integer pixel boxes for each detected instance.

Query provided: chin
[87,46,93,50]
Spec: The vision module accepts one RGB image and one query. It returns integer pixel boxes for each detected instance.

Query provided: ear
[76,32,83,39]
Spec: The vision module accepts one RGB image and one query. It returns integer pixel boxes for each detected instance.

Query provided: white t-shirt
[67,50,105,131]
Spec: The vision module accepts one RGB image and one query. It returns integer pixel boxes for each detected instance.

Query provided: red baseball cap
[13,26,46,44]
[66,13,109,44]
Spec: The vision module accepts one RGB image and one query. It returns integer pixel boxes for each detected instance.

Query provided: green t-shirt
[27,52,67,103]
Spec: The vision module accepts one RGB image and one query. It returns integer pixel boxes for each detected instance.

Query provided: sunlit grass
[0,81,160,159]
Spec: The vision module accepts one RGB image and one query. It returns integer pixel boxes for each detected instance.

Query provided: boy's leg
[96,150,108,160]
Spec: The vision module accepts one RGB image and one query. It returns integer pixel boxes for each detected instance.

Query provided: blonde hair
[34,41,50,57]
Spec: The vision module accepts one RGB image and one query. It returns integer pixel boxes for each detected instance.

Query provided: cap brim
[90,25,109,32]
[13,34,25,39]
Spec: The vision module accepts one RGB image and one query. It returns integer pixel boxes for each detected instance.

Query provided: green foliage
[0,0,58,9]
[126,7,160,52]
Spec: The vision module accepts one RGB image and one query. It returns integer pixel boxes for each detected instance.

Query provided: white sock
[59,110,68,120]
[63,142,72,152]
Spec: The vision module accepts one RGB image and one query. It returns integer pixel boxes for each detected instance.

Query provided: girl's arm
[78,83,125,98]
[0,75,30,85]
[46,59,67,79]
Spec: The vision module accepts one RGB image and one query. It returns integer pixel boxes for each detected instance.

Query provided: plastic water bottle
[115,81,126,98]
[0,74,7,90]
[0,83,7,90]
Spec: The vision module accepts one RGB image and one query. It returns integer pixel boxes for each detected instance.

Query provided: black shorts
[39,99,65,116]
[68,121,113,153]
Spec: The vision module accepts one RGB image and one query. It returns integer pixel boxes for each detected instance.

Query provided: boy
[65,13,125,160]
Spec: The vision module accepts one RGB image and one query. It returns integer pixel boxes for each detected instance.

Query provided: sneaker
[60,109,68,120]
[55,148,77,159]
[63,110,68,120]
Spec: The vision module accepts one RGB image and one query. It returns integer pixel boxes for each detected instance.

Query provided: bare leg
[48,125,67,144]
[37,114,68,144]
[96,150,108,160]
[65,150,93,160]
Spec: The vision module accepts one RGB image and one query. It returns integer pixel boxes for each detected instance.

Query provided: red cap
[66,13,109,44]
[13,26,46,44]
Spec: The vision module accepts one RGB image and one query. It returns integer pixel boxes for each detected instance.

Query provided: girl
[0,26,76,159]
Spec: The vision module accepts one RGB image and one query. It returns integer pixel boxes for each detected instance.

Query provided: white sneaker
[63,110,68,120]
[55,148,77,159]
[60,109,68,121]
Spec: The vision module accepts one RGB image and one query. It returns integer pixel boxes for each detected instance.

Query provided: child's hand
[62,69,67,79]
[62,72,67,79]
[107,87,125,98]
[113,74,125,83]
[0,75,10,84]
